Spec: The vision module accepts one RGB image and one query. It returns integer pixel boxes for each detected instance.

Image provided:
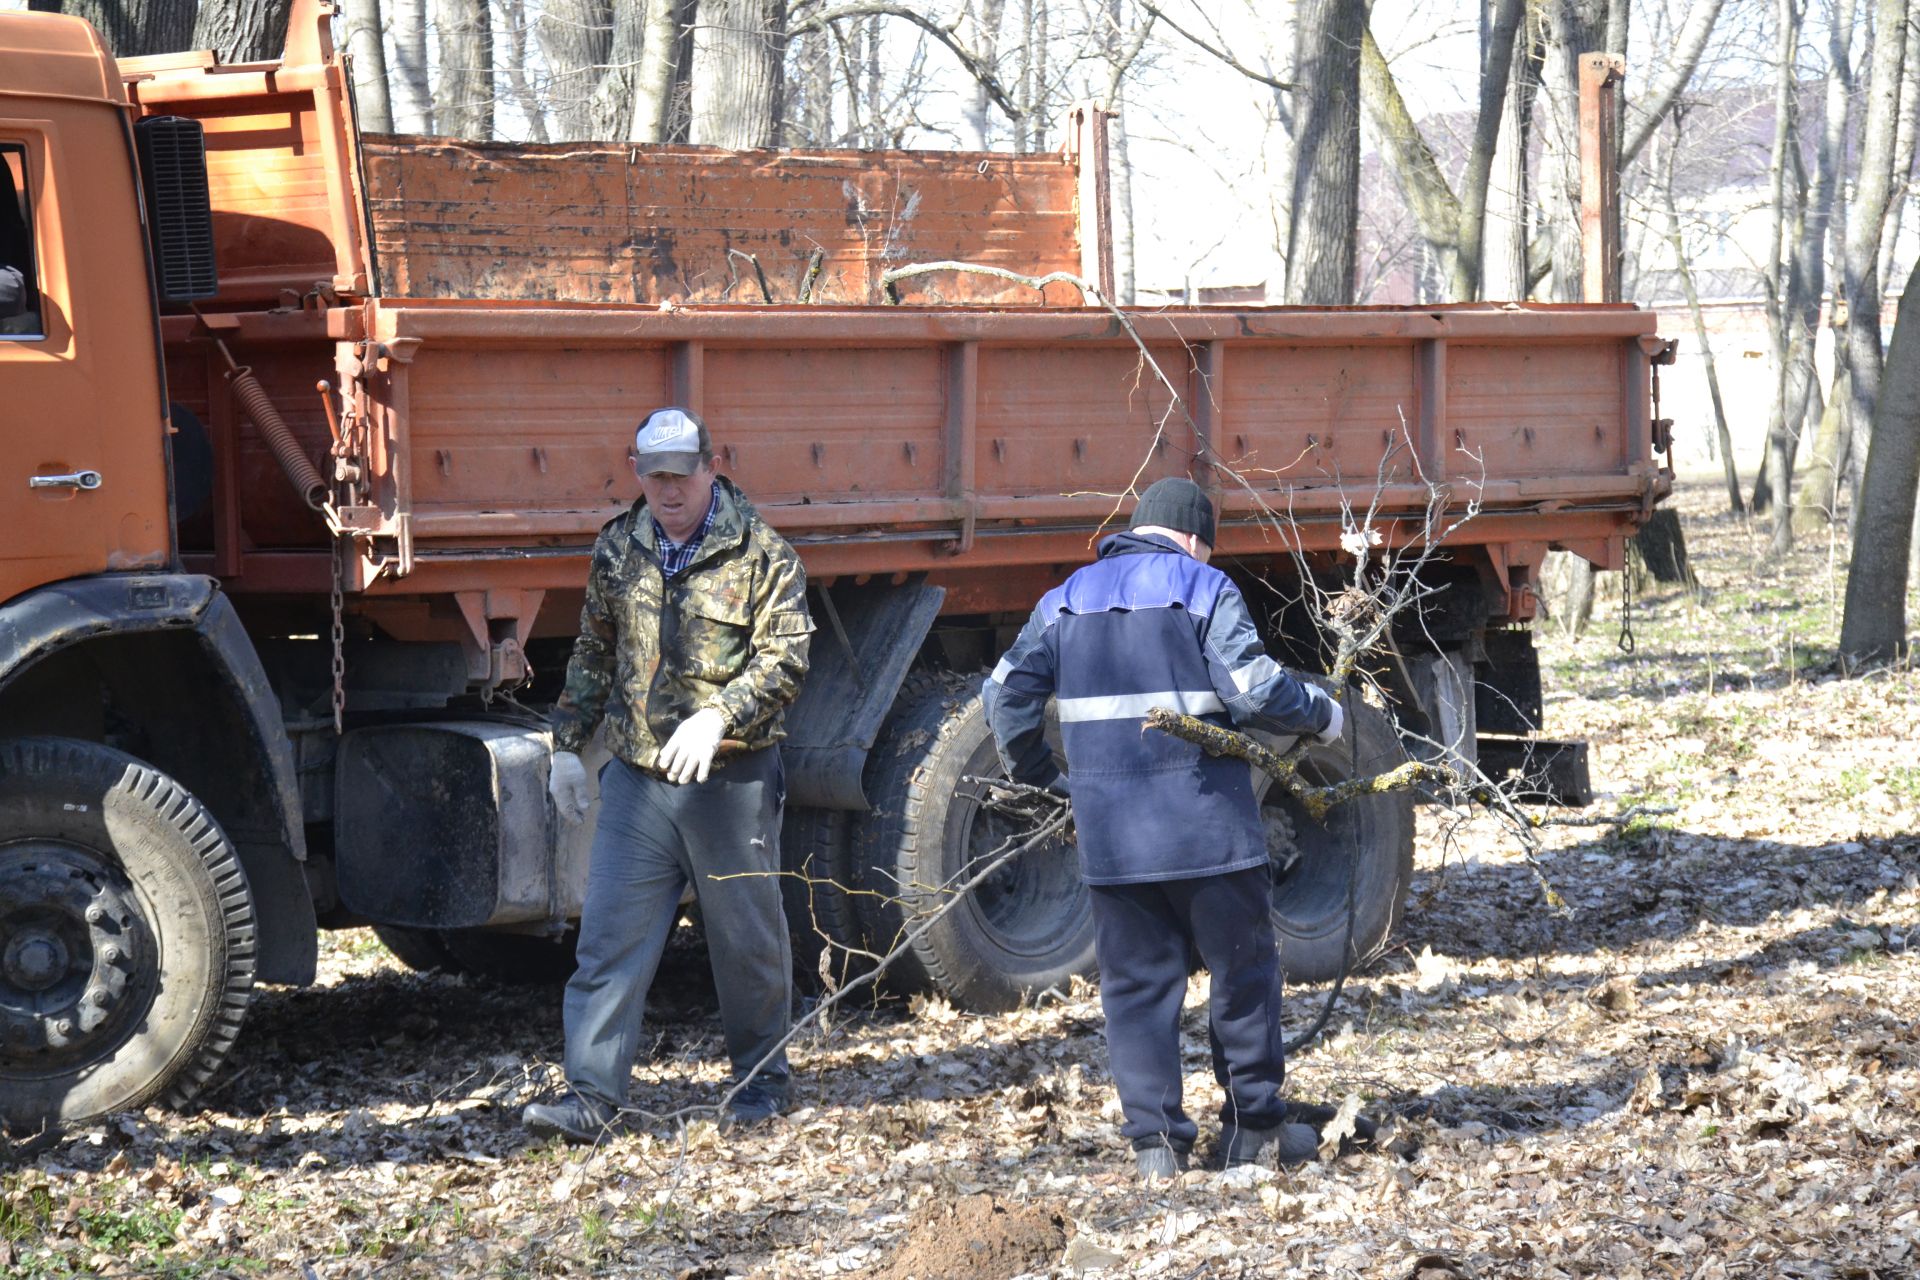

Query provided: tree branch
[1137,1,1294,90]
[1621,0,1728,167]
[788,2,1024,122]
[1358,25,1462,265]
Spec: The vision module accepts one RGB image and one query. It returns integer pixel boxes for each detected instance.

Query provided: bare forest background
[22,0,1920,659]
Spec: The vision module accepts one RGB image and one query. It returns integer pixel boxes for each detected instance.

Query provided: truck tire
[780,806,869,990]
[1259,695,1415,984]
[0,737,256,1130]
[853,676,1093,1011]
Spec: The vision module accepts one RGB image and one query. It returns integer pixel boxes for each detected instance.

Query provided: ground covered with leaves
[5,481,1917,1280]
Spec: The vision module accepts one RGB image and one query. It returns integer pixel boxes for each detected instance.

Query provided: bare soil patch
[875,1194,1070,1280]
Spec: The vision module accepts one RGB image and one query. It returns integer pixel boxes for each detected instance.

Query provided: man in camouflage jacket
[524,407,813,1142]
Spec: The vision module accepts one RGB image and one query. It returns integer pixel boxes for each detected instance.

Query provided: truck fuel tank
[334,720,594,929]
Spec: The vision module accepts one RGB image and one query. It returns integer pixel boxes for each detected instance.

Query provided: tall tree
[191,0,293,61]
[500,0,551,141]
[1483,11,1541,300]
[961,0,1008,150]
[1877,0,1920,294]
[1839,254,1920,662]
[1751,0,1806,550]
[1660,111,1742,514]
[344,0,393,131]
[1538,0,1609,304]
[586,0,647,137]
[632,0,685,142]
[436,0,494,139]
[1841,0,1911,510]
[689,0,785,147]
[62,0,196,57]
[1285,0,1366,304]
[389,0,434,133]
[1791,0,1862,534]
[540,0,614,140]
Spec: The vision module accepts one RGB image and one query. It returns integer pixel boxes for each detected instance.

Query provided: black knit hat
[1130,477,1216,547]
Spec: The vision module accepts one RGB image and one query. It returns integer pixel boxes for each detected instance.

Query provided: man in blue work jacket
[983,477,1345,1182]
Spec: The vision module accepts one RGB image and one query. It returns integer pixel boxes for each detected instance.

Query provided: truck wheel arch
[0,575,315,986]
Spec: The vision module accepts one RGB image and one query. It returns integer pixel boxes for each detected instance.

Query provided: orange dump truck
[0,2,1672,1126]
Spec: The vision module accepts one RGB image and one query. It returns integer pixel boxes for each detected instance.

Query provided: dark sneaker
[722,1081,790,1129]
[1132,1137,1189,1183]
[1221,1121,1319,1169]
[522,1092,619,1143]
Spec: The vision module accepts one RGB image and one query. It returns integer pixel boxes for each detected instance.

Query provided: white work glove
[549,750,592,824]
[658,707,728,784]
[1313,691,1346,746]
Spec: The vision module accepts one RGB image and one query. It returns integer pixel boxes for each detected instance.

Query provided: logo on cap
[634,408,702,457]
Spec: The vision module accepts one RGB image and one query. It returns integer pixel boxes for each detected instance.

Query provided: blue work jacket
[982,531,1337,885]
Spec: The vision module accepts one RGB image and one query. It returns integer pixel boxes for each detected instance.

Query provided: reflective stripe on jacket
[983,530,1335,884]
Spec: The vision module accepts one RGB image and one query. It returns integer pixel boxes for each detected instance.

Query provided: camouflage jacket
[550,477,813,771]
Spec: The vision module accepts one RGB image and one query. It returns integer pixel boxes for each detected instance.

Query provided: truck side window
[0,145,43,340]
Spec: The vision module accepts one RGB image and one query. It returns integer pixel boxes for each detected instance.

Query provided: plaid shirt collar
[652,481,720,577]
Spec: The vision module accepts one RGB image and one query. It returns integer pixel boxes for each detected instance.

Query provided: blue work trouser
[562,748,791,1110]
[1088,865,1287,1149]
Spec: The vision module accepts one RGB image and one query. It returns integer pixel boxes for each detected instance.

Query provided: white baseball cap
[632,407,710,475]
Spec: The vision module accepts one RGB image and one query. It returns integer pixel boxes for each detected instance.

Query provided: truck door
[0,117,172,607]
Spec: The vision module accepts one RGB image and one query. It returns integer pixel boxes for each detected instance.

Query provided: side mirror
[133,115,218,303]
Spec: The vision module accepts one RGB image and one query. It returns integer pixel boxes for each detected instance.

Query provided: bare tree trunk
[789,24,832,144]
[191,0,292,61]
[1878,1,1920,295]
[1484,17,1540,300]
[1840,254,1920,662]
[1843,0,1911,514]
[1797,358,1851,531]
[690,0,785,148]
[1359,27,1463,284]
[1259,8,1297,302]
[588,0,646,138]
[1790,0,1862,533]
[1752,0,1803,523]
[436,0,494,139]
[64,0,197,57]
[1453,0,1526,299]
[389,0,433,133]
[498,0,551,141]
[1538,0,1607,304]
[540,0,613,140]
[633,0,684,143]
[344,0,393,132]
[1285,0,1365,305]
[1540,0,1614,633]
[961,0,1006,150]
[1663,116,1742,513]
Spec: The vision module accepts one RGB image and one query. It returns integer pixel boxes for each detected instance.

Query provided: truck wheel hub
[0,846,147,1067]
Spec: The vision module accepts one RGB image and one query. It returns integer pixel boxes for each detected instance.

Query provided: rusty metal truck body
[0,2,1671,1126]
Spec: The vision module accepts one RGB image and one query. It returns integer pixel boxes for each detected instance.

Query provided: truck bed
[129,7,1668,638]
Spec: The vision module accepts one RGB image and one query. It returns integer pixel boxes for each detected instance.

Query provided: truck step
[1474,736,1594,806]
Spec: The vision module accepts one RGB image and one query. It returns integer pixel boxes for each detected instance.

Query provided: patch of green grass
[1886,767,1920,804]
[0,1178,54,1242]
[75,1202,182,1252]
[1832,766,1877,801]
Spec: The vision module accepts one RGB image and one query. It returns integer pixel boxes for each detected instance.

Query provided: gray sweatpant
[561,748,791,1109]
